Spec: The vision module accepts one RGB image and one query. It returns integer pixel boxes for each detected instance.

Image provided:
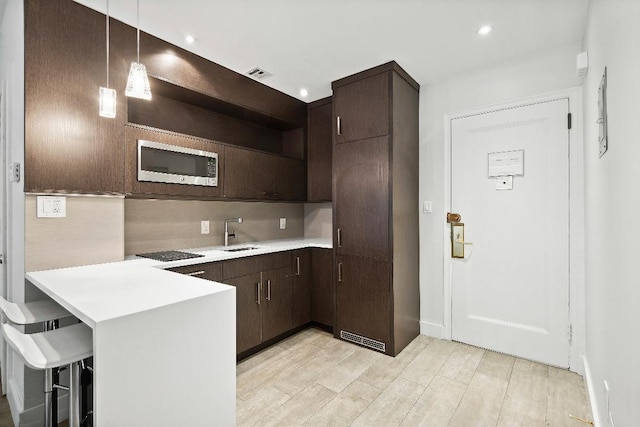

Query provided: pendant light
[99,0,116,118]
[125,0,152,100]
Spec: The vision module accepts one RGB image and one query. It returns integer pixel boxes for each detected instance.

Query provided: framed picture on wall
[598,67,608,158]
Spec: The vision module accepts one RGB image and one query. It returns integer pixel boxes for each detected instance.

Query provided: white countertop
[26,237,332,328]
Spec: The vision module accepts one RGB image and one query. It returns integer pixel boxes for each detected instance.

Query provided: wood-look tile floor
[237,328,592,427]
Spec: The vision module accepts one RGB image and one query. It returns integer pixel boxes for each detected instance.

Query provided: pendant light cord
[136,0,140,63]
[106,0,110,87]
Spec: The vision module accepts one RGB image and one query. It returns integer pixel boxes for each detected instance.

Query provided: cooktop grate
[136,251,205,262]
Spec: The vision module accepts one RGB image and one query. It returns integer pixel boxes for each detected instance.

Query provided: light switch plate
[200,220,210,234]
[279,218,286,229]
[423,201,432,214]
[36,196,66,218]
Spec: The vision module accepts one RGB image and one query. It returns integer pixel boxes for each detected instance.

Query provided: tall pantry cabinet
[332,62,420,357]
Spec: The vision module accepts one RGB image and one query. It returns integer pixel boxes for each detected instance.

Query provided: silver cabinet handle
[337,228,342,247]
[337,116,342,136]
[296,256,301,276]
[266,280,272,301]
[256,282,261,305]
[338,263,343,283]
[186,270,205,276]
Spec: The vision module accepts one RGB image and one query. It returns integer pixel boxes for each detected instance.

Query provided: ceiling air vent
[246,67,272,80]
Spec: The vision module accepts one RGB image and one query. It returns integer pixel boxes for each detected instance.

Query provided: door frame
[442,87,585,373]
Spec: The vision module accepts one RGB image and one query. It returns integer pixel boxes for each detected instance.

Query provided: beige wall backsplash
[125,199,305,255]
[304,202,332,239]
[25,195,125,271]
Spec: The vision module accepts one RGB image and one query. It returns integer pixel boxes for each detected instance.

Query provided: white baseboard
[420,321,444,339]
[583,355,602,427]
[10,385,69,427]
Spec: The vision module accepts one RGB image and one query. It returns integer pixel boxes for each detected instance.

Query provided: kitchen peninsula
[26,238,330,426]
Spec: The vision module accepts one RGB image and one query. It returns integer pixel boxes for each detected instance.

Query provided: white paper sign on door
[488,150,524,177]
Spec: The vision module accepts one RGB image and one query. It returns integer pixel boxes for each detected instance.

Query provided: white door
[450,98,570,368]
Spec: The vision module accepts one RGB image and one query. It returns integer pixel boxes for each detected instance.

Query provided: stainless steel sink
[222,246,259,252]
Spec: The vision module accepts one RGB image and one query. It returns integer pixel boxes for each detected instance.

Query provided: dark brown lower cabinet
[335,255,390,348]
[167,262,222,282]
[311,248,333,327]
[261,267,293,342]
[225,273,262,354]
[291,250,312,328]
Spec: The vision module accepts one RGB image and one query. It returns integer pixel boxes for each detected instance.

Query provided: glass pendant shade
[125,62,152,100]
[99,87,117,118]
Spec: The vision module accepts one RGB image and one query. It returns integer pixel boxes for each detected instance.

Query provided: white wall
[0,0,26,425]
[419,43,582,336]
[581,1,640,425]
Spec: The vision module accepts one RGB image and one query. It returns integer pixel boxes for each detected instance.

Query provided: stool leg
[45,319,60,427]
[44,368,54,427]
[69,362,81,427]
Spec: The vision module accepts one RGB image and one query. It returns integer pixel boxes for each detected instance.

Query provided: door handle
[451,222,473,258]
[185,270,205,277]
[338,263,343,283]
[337,116,342,136]
[266,280,272,301]
[256,282,261,305]
[295,256,301,276]
[337,228,342,247]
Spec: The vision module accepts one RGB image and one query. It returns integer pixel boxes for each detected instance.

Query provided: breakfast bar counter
[26,259,237,426]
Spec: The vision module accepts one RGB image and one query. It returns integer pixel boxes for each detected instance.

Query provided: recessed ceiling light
[185,34,196,44]
[299,88,308,98]
[478,25,493,36]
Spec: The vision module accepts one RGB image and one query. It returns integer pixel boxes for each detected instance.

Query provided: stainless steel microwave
[137,140,218,186]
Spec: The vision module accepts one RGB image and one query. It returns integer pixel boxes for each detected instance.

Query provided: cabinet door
[311,248,333,327]
[307,99,333,201]
[25,1,125,194]
[335,255,390,350]
[225,273,262,354]
[333,72,389,144]
[261,267,293,342]
[168,262,222,282]
[224,146,305,201]
[292,250,312,328]
[334,136,389,260]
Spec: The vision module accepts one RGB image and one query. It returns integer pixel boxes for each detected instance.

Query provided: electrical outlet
[279,217,286,229]
[201,220,210,234]
[36,196,66,218]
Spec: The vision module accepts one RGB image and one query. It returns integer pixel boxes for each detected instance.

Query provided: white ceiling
[74,0,589,102]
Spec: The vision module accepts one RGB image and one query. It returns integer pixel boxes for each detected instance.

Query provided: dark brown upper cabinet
[307,97,333,201]
[333,71,389,144]
[24,0,127,194]
[24,0,307,198]
[332,62,420,357]
[224,146,306,201]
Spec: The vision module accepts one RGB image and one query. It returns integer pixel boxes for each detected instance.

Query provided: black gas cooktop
[136,250,205,262]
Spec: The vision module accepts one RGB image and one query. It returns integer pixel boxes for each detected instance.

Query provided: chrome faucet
[224,217,243,246]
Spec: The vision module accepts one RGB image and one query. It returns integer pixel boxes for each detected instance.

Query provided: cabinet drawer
[167,262,222,282]
[222,252,291,280]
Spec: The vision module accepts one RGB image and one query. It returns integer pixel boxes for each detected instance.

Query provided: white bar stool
[0,297,71,326]
[2,322,93,427]
[0,296,73,426]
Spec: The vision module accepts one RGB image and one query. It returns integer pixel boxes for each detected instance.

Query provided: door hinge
[567,113,572,130]
[11,162,21,183]
[568,323,573,342]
